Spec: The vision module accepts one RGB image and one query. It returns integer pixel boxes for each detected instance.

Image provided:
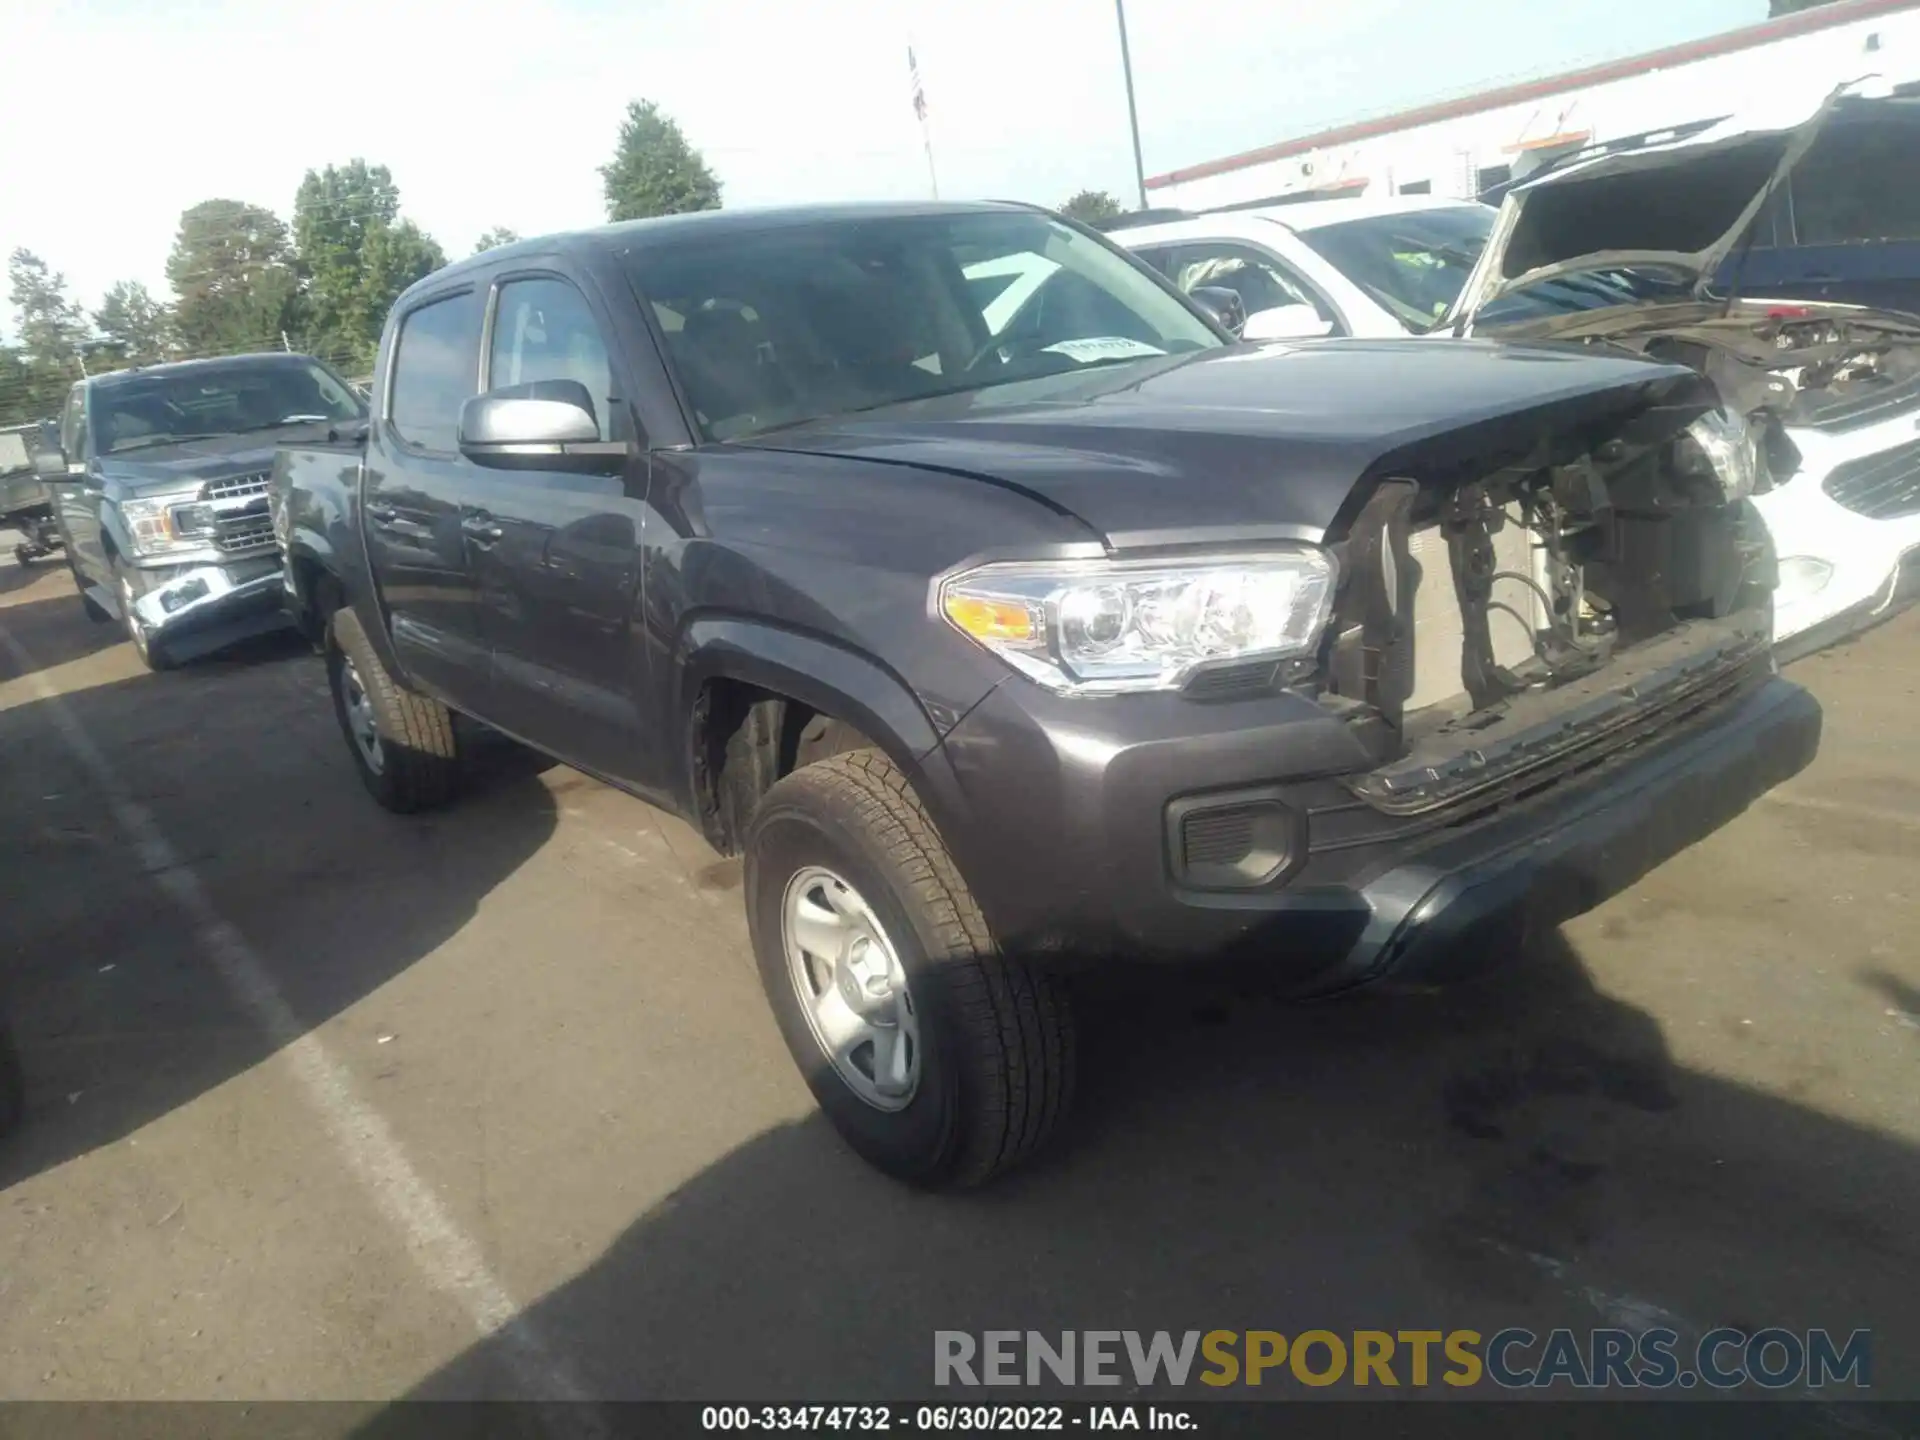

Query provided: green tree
[472,226,520,255]
[92,281,174,367]
[292,160,399,358]
[291,160,447,366]
[600,100,722,222]
[166,200,298,356]
[8,250,89,368]
[4,251,87,424]
[1058,189,1125,224]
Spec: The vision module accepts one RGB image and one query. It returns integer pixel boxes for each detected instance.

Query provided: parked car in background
[35,353,367,670]
[1,419,64,566]
[276,201,1818,1187]
[1113,96,1920,656]
[1098,193,1479,339]
[1443,82,1920,657]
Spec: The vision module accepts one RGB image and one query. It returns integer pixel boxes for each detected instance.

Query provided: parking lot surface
[1,549,1916,1408]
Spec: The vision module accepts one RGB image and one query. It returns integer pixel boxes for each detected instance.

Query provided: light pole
[1115,0,1148,210]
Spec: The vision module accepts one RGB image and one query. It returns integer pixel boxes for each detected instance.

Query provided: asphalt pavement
[0,549,1915,1415]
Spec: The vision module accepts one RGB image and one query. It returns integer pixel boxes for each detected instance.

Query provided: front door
[361,286,493,708]
[466,271,649,781]
[52,386,107,587]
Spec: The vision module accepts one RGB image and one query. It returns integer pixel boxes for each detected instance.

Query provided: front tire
[745,748,1075,1188]
[111,559,172,670]
[325,606,460,812]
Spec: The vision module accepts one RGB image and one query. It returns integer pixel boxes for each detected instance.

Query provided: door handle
[462,512,504,545]
[366,503,399,526]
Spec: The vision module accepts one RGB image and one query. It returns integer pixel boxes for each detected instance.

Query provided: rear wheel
[325,606,460,812]
[745,748,1075,1187]
[111,558,172,671]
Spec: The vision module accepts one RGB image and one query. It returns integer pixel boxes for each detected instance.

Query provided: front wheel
[325,606,461,812]
[111,559,171,671]
[745,748,1075,1188]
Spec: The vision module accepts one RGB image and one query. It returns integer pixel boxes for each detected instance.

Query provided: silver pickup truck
[35,353,367,669]
[1,420,63,566]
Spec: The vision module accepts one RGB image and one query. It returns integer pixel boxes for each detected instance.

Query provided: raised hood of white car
[1444,78,1901,332]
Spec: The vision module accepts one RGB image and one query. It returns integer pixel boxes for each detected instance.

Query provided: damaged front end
[1317,376,1777,822]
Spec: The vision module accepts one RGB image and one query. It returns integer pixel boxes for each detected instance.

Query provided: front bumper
[128,555,291,660]
[928,656,1821,992]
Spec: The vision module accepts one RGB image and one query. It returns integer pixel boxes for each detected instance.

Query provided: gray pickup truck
[35,353,367,669]
[275,201,1820,1186]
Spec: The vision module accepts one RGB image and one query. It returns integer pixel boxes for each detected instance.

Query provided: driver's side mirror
[1241,303,1336,341]
[31,447,67,481]
[1188,286,1247,337]
[457,381,622,474]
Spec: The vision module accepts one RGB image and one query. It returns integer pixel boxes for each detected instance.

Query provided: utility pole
[1115,0,1148,210]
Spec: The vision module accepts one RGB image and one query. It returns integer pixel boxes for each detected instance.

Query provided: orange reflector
[944,593,1035,642]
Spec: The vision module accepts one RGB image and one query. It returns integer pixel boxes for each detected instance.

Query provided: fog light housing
[159,577,211,614]
[1776,556,1834,604]
[1166,788,1300,891]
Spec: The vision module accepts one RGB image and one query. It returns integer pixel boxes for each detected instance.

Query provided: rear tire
[325,606,460,812]
[745,748,1075,1188]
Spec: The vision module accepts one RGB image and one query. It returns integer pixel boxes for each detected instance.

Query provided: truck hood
[95,429,307,497]
[741,340,1712,547]
[1444,79,1888,331]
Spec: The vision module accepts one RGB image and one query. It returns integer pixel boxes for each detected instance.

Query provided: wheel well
[693,677,875,855]
[296,559,345,643]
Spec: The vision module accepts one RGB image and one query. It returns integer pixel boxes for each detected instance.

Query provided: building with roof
[1146,0,1920,211]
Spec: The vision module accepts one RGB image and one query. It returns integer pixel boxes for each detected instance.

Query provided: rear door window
[388,290,484,453]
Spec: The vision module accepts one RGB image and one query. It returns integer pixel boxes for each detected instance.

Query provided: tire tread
[765,748,1074,1186]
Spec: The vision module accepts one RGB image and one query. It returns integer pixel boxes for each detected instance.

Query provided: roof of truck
[82,351,318,389]
[427,200,1046,285]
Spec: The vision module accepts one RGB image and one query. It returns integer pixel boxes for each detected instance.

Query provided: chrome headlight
[118,494,219,557]
[939,549,1337,694]
[1683,406,1760,501]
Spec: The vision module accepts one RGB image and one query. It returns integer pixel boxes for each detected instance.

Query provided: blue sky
[2,0,1767,320]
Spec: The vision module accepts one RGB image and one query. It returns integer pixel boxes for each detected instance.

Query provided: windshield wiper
[107,432,235,453]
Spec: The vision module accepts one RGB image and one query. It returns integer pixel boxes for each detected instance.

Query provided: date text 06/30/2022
[702,1406,1194,1432]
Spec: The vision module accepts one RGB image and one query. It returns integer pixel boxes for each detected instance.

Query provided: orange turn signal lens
[944,593,1035,643]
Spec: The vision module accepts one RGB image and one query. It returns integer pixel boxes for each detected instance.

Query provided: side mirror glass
[1241,304,1335,341]
[458,382,618,473]
[1188,285,1248,337]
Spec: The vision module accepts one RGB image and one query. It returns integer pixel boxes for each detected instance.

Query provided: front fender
[678,616,943,765]
[674,616,983,870]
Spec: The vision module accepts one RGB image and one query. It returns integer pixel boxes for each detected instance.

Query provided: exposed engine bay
[1319,392,1776,813]
[1487,300,1920,437]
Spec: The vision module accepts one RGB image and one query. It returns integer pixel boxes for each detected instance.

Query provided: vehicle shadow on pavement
[357,929,1919,1414]
[0,592,128,678]
[0,649,560,1194]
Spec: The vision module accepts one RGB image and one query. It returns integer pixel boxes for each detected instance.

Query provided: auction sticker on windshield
[1040,338,1167,364]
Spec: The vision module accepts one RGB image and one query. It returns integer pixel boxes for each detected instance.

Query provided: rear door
[465,268,649,779]
[361,286,493,708]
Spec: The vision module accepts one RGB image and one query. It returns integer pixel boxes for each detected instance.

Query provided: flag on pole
[908,46,928,122]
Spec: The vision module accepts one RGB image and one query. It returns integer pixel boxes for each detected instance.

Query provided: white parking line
[0,617,603,1421]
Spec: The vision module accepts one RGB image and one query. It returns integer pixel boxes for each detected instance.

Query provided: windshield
[1294,207,1495,329]
[1297,205,1706,330]
[91,359,365,455]
[625,211,1222,441]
